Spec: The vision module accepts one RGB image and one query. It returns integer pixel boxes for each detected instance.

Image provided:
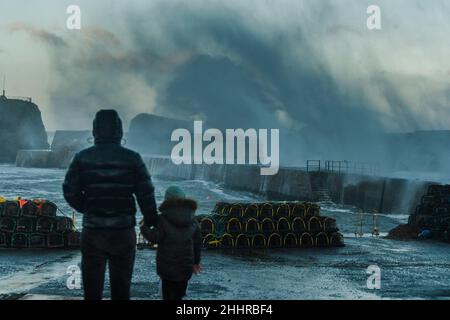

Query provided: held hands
[139,219,152,243]
[193,264,202,275]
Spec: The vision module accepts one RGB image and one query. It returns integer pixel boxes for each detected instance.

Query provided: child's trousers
[161,278,188,300]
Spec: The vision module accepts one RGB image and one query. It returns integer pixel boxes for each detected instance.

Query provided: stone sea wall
[145,156,432,214]
[16,147,431,214]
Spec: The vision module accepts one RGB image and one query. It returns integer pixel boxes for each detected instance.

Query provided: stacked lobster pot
[198,202,344,249]
[407,185,450,242]
[0,197,81,249]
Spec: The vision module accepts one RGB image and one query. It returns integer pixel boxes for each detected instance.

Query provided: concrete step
[313,188,332,202]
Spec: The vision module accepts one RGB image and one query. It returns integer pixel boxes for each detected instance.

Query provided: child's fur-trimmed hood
[158,198,198,228]
[159,198,197,212]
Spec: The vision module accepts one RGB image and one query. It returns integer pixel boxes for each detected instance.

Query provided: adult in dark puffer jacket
[63,109,158,300]
[141,186,202,300]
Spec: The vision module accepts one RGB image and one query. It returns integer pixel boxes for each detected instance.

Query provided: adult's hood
[93,109,123,144]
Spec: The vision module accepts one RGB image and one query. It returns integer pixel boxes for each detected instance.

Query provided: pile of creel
[197,202,344,249]
[0,197,81,249]
[407,184,450,242]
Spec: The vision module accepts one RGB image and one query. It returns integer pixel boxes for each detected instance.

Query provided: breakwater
[145,156,432,214]
[15,147,432,214]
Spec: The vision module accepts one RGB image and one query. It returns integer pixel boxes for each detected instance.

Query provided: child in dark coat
[141,186,202,300]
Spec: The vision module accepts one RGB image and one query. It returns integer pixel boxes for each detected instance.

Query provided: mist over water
[4,0,450,172]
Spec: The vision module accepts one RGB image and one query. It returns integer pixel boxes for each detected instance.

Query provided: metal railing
[307,160,379,176]
[306,160,321,172]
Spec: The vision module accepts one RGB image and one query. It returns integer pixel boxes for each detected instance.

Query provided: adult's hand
[193,264,202,275]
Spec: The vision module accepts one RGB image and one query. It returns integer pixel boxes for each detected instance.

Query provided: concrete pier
[15,150,52,168]
[15,146,432,214]
[145,156,431,214]
[16,149,74,168]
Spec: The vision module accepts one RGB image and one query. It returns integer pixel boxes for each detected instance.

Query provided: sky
[0,0,449,143]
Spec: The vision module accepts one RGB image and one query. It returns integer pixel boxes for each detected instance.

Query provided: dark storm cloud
[13,0,450,168]
[123,1,388,161]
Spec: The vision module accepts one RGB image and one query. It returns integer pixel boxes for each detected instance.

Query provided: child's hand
[193,264,202,275]
[139,222,153,242]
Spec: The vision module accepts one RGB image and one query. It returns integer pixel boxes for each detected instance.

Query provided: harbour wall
[145,156,432,214]
[16,150,73,168]
[15,148,432,214]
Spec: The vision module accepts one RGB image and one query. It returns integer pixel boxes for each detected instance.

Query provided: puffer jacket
[141,198,202,282]
[62,110,158,229]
